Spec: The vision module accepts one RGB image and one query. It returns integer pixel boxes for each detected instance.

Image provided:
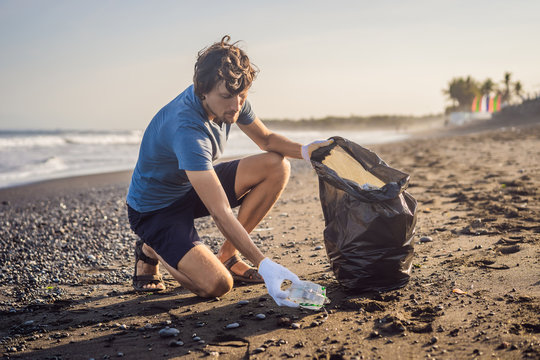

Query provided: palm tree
[514,81,524,101]
[443,76,479,111]
[480,78,496,95]
[501,72,512,104]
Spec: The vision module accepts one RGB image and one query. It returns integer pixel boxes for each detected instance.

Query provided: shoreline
[0,115,477,200]
[0,170,133,205]
[0,127,413,193]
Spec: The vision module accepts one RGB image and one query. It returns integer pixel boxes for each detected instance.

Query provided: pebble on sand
[169,340,184,347]
[278,317,292,327]
[226,322,241,329]
[159,327,180,338]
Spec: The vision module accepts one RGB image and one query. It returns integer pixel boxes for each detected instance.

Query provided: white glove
[301,139,334,163]
[258,258,301,307]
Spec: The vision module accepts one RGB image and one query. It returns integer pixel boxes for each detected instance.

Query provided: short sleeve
[237,99,256,125]
[172,126,213,171]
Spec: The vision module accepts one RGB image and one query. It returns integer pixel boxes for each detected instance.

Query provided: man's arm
[238,117,303,158]
[185,169,265,267]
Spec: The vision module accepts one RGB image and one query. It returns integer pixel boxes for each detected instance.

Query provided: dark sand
[1,117,539,359]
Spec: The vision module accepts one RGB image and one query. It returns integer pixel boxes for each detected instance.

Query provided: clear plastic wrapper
[287,280,330,310]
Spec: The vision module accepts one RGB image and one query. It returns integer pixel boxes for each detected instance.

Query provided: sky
[0,0,539,130]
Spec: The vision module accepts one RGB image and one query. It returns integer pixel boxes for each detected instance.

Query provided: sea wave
[0,135,66,148]
[0,156,69,186]
[0,130,143,149]
[0,127,409,189]
[38,156,69,173]
[64,131,142,145]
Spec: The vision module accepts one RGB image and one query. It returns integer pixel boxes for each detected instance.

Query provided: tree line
[443,72,523,113]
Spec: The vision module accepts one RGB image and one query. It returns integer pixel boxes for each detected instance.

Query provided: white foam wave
[0,130,143,149]
[64,131,142,145]
[0,156,69,187]
[0,135,66,148]
[0,127,409,189]
[39,156,69,173]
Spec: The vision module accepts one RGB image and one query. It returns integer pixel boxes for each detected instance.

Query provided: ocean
[0,127,409,189]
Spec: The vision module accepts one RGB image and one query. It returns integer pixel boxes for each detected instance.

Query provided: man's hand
[258,258,301,307]
[301,139,334,163]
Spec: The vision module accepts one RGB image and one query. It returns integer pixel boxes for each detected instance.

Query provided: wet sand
[1,117,539,359]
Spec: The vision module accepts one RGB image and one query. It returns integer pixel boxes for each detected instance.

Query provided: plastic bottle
[287,280,330,310]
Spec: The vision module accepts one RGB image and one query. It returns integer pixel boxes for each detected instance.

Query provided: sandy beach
[1,117,539,359]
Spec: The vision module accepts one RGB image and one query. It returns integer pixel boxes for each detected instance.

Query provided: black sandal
[132,240,165,292]
[222,254,264,283]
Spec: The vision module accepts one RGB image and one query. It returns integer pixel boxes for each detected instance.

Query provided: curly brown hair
[193,35,258,99]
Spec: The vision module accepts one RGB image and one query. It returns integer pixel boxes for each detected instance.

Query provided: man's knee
[197,272,233,298]
[264,152,290,178]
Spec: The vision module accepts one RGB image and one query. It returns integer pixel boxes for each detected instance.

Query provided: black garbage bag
[311,136,417,292]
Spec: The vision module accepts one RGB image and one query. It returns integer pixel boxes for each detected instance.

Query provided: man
[126,35,330,307]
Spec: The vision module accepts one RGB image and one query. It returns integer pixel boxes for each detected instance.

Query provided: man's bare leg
[135,152,289,292]
[141,243,233,297]
[217,152,290,274]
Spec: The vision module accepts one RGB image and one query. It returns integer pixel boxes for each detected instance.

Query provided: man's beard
[217,111,239,124]
[205,102,239,125]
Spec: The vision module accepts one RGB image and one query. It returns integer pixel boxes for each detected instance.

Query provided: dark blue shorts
[127,160,243,268]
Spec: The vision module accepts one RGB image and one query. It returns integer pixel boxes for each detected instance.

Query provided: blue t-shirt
[126,85,256,212]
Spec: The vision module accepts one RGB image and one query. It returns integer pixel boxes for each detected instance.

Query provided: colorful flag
[481,95,488,112]
[493,94,500,112]
[471,96,481,112]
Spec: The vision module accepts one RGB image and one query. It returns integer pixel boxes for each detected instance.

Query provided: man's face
[201,81,248,124]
